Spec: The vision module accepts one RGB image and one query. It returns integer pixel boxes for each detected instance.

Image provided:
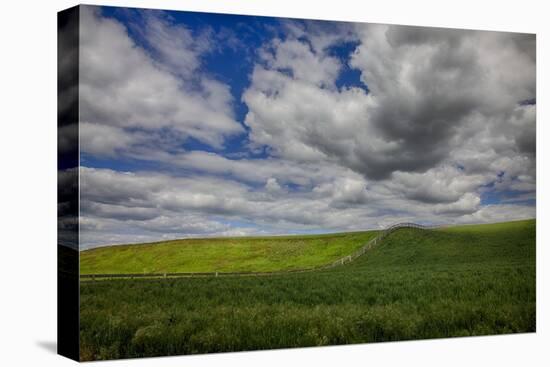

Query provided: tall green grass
[79,219,535,361]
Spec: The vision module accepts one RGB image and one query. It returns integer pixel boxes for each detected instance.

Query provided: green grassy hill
[80,231,378,274]
[79,219,535,360]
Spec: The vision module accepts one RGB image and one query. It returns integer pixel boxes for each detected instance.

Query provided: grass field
[80,231,378,274]
[79,219,535,361]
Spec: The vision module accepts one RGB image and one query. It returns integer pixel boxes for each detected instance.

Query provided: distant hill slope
[347,219,535,271]
[80,231,379,275]
[80,219,535,275]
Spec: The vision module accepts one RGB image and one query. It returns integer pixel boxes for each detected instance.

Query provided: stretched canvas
[58,4,536,361]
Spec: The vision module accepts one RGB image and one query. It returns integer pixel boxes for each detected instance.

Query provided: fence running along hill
[321,222,435,269]
[80,222,435,280]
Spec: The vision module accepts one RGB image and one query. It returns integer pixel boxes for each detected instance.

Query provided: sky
[77,5,536,249]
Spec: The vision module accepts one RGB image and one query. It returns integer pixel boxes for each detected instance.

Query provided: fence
[80,222,434,281]
[320,222,433,269]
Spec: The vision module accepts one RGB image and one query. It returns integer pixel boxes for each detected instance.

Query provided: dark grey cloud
[349,25,536,180]
[243,22,535,191]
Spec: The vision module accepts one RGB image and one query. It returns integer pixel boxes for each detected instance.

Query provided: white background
[0,0,548,365]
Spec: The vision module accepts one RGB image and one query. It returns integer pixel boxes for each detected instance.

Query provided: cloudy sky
[78,5,536,249]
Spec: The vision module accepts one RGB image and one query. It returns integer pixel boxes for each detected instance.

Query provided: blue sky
[77,5,536,248]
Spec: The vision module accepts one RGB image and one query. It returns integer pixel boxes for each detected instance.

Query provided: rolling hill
[79,230,379,274]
